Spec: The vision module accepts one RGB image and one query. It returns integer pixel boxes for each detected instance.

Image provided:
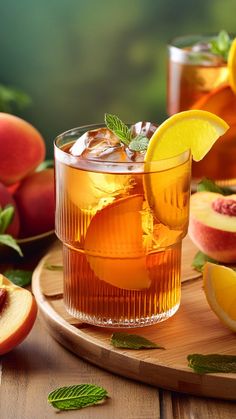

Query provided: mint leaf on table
[111,332,165,349]
[3,269,32,287]
[192,251,219,272]
[188,354,236,374]
[209,30,232,61]
[197,178,233,195]
[0,234,23,256]
[105,113,131,145]
[48,384,108,411]
[129,135,149,152]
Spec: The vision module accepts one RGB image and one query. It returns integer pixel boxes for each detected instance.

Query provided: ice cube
[191,42,210,53]
[69,124,158,163]
[70,127,124,160]
[190,41,225,65]
[130,121,158,139]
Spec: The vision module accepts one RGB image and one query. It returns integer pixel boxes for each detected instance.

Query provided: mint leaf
[0,205,15,234]
[44,264,63,271]
[192,251,219,272]
[188,353,236,374]
[209,30,232,61]
[36,160,54,172]
[0,84,31,113]
[197,178,233,195]
[111,332,165,349]
[48,384,108,411]
[104,113,131,145]
[129,135,149,152]
[192,251,236,272]
[3,269,32,287]
[0,234,23,256]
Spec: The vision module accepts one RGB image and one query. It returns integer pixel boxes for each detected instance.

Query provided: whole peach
[0,113,45,185]
[0,182,20,237]
[14,168,55,238]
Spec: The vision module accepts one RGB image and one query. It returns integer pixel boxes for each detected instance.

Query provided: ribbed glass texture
[54,125,191,327]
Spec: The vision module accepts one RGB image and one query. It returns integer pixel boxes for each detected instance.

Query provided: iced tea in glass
[55,124,191,327]
[167,34,236,183]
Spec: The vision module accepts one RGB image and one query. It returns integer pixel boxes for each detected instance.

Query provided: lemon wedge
[203,262,236,331]
[228,38,236,95]
[145,110,229,162]
[143,110,228,229]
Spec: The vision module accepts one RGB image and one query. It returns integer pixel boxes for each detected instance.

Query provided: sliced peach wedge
[84,195,150,290]
[191,84,236,126]
[0,274,37,355]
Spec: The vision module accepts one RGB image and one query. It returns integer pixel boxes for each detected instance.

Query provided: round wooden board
[32,236,236,400]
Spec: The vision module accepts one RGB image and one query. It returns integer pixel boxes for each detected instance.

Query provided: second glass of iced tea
[55,123,191,327]
[167,34,236,183]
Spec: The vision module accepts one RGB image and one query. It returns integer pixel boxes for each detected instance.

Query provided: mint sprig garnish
[104,113,149,151]
[209,30,232,61]
[111,332,165,349]
[129,135,150,152]
[48,384,108,411]
[188,354,236,374]
[105,113,131,145]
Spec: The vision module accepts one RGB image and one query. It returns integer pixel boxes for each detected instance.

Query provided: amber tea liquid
[55,127,191,327]
[167,35,236,183]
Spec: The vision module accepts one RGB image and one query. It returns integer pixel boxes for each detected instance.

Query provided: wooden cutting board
[32,236,236,400]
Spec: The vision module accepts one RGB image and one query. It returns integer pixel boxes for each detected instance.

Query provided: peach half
[0,274,37,355]
[189,191,236,263]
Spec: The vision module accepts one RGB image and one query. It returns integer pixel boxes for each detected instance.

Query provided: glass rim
[54,123,191,171]
[168,32,235,49]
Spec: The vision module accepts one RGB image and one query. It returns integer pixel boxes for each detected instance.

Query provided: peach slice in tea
[84,194,150,290]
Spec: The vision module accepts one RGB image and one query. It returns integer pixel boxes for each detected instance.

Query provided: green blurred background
[0,0,235,157]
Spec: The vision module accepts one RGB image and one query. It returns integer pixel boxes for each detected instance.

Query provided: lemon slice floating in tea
[144,110,229,229]
[228,38,236,95]
[203,262,236,331]
[84,195,150,290]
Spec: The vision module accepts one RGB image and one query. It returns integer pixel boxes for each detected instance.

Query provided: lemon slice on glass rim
[143,110,229,229]
[203,262,236,331]
[228,38,236,95]
[144,109,229,163]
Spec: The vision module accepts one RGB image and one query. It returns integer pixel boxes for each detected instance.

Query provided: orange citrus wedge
[84,195,150,290]
[228,38,236,95]
[144,110,229,162]
[203,262,236,331]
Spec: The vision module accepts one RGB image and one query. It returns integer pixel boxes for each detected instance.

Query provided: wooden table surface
[1,247,236,419]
